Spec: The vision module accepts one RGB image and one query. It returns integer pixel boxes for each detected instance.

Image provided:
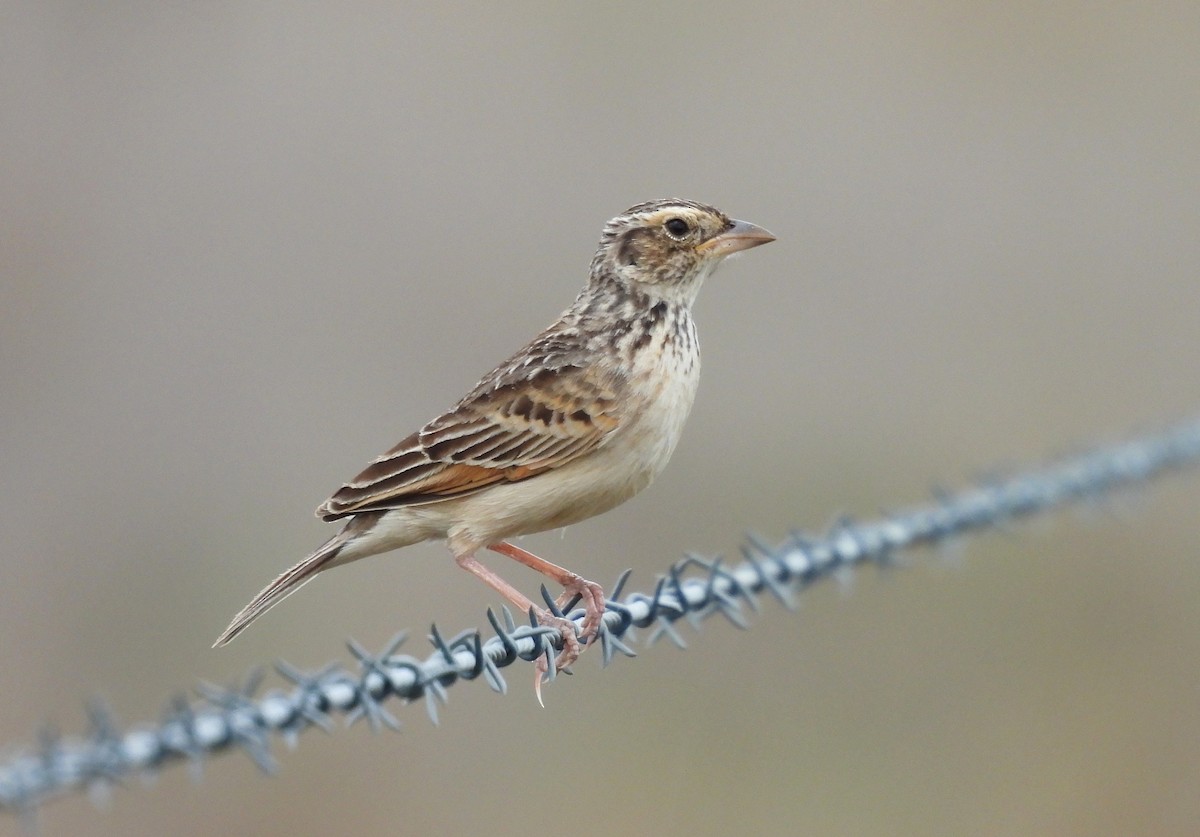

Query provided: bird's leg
[453,550,583,700]
[487,541,606,643]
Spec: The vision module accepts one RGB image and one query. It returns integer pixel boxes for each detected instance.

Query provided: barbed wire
[2,417,1199,819]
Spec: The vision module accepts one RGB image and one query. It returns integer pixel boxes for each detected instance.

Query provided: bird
[213,199,775,696]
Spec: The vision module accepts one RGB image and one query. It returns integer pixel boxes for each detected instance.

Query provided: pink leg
[454,549,594,704]
[486,541,606,642]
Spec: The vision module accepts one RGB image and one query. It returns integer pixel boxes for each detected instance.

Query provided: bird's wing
[316,362,624,520]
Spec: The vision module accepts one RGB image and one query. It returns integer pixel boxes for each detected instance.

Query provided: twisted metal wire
[2,418,1199,817]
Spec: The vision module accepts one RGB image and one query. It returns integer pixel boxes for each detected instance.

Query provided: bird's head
[590,199,775,305]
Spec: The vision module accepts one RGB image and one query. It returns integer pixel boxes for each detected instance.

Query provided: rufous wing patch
[317,365,624,520]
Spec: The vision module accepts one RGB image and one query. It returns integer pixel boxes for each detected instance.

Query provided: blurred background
[3,3,1199,834]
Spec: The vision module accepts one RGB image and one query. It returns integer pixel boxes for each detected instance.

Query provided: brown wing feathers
[317,366,622,520]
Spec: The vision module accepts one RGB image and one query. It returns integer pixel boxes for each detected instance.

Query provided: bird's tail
[212,514,376,648]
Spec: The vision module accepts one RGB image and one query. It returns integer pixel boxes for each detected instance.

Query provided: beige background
[3,3,1200,835]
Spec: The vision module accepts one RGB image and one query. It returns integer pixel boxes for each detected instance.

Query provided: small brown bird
[214,199,774,693]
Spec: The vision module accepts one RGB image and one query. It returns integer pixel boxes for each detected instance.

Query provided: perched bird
[213,199,774,693]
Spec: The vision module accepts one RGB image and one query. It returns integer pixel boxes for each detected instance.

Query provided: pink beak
[696,218,776,257]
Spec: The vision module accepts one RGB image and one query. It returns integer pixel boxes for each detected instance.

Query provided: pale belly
[450,331,700,551]
[448,388,697,548]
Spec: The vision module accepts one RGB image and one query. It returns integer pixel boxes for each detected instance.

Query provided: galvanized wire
[2,418,1199,818]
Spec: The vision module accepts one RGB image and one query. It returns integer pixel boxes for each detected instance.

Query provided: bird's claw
[556,577,606,644]
[533,578,606,706]
[533,612,580,706]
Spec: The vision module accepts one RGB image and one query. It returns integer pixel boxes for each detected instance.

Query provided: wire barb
[1,417,1199,817]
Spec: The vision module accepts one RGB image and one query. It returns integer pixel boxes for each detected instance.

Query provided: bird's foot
[555,576,606,644]
[531,580,607,705]
[533,611,582,706]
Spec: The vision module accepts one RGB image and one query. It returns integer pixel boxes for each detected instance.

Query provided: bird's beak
[696,219,776,257]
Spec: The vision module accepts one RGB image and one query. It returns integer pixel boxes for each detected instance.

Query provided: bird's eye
[664,217,691,239]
